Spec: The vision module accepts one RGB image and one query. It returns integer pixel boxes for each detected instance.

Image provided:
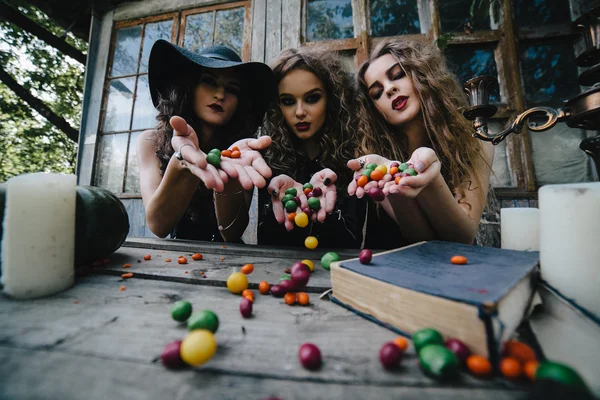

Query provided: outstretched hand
[219,136,273,190]
[170,116,228,192]
[347,154,394,199]
[308,168,338,222]
[267,174,307,231]
[383,147,441,198]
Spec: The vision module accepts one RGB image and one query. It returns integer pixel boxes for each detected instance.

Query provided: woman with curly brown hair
[349,38,495,249]
[137,40,276,242]
[257,47,366,248]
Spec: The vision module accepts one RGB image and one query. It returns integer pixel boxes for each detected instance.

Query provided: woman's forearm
[381,196,437,243]
[416,174,478,244]
[214,180,253,242]
[145,156,200,237]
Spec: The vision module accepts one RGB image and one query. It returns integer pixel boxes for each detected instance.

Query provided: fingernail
[415,161,425,172]
[324,178,331,186]
[272,189,278,197]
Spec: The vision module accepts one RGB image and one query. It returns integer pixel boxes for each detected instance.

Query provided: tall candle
[501,208,540,251]
[1,173,76,299]
[539,182,600,318]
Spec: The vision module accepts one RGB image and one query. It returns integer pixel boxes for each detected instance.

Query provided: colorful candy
[161,340,186,369]
[284,292,297,305]
[291,267,310,288]
[392,336,408,351]
[320,251,340,271]
[379,342,403,370]
[500,357,522,379]
[297,292,310,305]
[270,284,285,297]
[241,263,254,274]
[412,328,444,352]
[367,187,385,202]
[450,255,468,265]
[295,212,309,228]
[207,149,221,168]
[419,344,459,380]
[258,281,271,295]
[298,343,322,370]
[227,272,248,294]
[445,338,471,363]
[466,354,492,377]
[301,259,315,272]
[171,300,192,322]
[187,310,219,333]
[180,330,217,366]
[356,161,418,192]
[240,297,253,318]
[307,197,321,211]
[305,236,318,249]
[192,253,203,261]
[359,249,372,264]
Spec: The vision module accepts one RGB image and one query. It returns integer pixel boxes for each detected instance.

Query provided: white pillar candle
[500,208,540,251]
[1,173,76,299]
[539,182,600,318]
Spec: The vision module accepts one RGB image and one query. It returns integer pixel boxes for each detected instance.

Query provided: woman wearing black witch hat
[137,40,277,242]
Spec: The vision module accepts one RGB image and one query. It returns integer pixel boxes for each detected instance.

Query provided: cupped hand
[267,174,307,231]
[308,168,338,222]
[219,136,273,190]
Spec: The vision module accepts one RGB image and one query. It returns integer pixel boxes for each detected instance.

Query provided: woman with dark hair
[137,40,276,242]
[256,47,367,249]
[349,38,495,248]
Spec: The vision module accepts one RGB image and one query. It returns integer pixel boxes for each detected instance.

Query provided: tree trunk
[0,65,79,143]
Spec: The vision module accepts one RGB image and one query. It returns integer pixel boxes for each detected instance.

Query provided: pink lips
[296,122,310,132]
[208,103,224,112]
[392,96,408,111]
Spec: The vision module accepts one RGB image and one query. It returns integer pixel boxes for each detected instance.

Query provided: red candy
[298,343,322,370]
[445,338,471,363]
[161,340,186,369]
[279,279,294,293]
[368,187,385,202]
[240,297,253,318]
[312,187,322,197]
[270,284,285,297]
[379,342,403,370]
[359,249,372,264]
[291,269,310,288]
[291,261,310,275]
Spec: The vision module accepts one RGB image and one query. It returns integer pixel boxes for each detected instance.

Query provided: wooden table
[0,238,530,399]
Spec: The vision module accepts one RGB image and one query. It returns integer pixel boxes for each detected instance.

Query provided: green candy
[405,168,418,176]
[285,187,297,196]
[285,200,298,212]
[362,169,374,178]
[303,183,313,190]
[365,162,377,170]
[399,163,409,171]
[171,300,192,322]
[187,310,219,333]
[535,361,590,392]
[307,197,321,211]
[320,251,340,271]
[279,274,291,282]
[206,152,221,168]
[281,194,295,204]
[412,328,444,352]
[419,344,459,380]
[208,148,221,158]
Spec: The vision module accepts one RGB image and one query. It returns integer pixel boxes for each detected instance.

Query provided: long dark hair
[262,47,362,189]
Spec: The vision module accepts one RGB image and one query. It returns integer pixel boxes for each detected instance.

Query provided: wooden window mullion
[355,0,369,64]
[428,0,441,41]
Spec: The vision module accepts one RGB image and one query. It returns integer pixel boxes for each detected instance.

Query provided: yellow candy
[301,259,315,272]
[180,330,217,366]
[295,212,309,228]
[227,272,248,294]
[305,236,318,249]
[375,164,388,174]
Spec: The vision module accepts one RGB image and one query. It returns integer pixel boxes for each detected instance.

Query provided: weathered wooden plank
[0,348,523,400]
[90,245,334,292]
[281,0,301,50]
[251,0,267,62]
[114,0,229,21]
[0,275,526,395]
[265,0,282,64]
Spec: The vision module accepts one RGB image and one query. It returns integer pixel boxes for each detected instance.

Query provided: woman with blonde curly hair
[257,47,366,248]
[349,38,495,248]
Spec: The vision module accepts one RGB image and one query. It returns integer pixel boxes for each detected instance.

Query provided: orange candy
[503,340,536,363]
[284,292,297,305]
[524,360,539,381]
[192,253,203,261]
[466,355,492,377]
[287,212,296,221]
[258,281,270,295]
[121,273,133,279]
[231,146,240,152]
[119,285,126,291]
[297,292,310,305]
[165,258,172,262]
[357,175,369,187]
[242,289,255,302]
[143,254,151,261]
[303,188,312,195]
[450,255,468,265]
[500,357,522,379]
[178,257,188,264]
[221,149,232,157]
[241,263,254,274]
[122,263,132,268]
[389,166,399,175]
[395,176,401,184]
[392,336,408,351]
[370,170,384,181]
[231,150,241,158]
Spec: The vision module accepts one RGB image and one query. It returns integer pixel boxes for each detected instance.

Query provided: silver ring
[174,144,195,161]
[358,159,366,169]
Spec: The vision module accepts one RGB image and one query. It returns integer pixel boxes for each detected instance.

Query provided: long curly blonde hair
[262,47,362,189]
[356,38,488,202]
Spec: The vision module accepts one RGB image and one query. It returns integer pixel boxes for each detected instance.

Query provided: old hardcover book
[329,241,540,364]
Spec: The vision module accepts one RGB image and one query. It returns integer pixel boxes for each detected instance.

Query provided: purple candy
[307,192,314,199]
[393,172,402,179]
[291,262,310,275]
[445,338,471,363]
[390,162,400,168]
[291,269,310,288]
[298,343,322,370]
[368,187,385,202]
[161,340,186,369]
[359,249,372,264]
[279,279,294,293]
[293,196,301,205]
[270,284,285,297]
[240,297,253,318]
[312,187,323,197]
[379,342,403,370]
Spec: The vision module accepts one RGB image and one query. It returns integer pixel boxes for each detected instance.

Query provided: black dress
[170,184,225,242]
[258,155,365,249]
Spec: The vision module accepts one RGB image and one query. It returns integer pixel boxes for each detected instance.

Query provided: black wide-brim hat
[148,39,276,122]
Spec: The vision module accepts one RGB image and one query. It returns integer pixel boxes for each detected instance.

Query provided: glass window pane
[139,20,173,73]
[183,12,215,53]
[520,39,579,108]
[440,0,500,33]
[487,120,512,187]
[307,0,353,42]
[445,45,500,103]
[95,133,129,193]
[214,7,245,57]
[125,131,142,193]
[132,75,157,130]
[530,125,592,185]
[337,50,357,74]
[111,26,142,77]
[103,77,136,132]
[514,0,571,27]
[370,0,420,37]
